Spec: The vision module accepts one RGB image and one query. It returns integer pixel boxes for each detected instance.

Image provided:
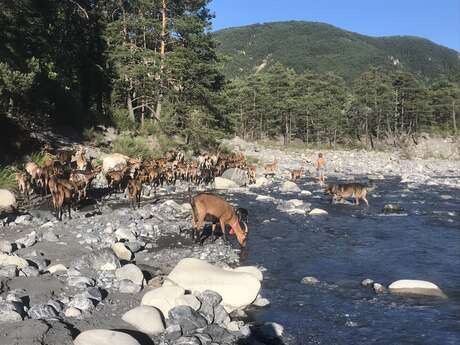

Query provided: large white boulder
[122,306,165,335]
[309,208,328,216]
[388,280,447,298]
[229,266,263,282]
[141,285,185,317]
[213,177,238,189]
[0,189,16,211]
[0,253,28,269]
[253,176,270,187]
[280,181,300,193]
[164,258,261,311]
[102,153,129,173]
[74,329,141,345]
[115,264,144,286]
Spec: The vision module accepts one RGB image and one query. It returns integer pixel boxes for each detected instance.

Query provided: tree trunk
[453,101,457,135]
[155,0,168,120]
[127,90,135,122]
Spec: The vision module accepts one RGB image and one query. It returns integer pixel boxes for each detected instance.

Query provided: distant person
[315,153,326,186]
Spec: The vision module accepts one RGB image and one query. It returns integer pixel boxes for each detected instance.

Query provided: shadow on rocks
[114,329,155,345]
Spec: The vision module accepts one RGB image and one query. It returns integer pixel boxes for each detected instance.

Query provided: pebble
[361,278,374,287]
[373,283,386,294]
[42,229,59,242]
[64,306,82,318]
[47,264,67,274]
[112,242,133,261]
[301,276,320,285]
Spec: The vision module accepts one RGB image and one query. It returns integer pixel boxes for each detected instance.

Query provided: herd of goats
[13,145,259,222]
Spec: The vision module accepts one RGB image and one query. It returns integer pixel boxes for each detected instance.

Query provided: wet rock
[196,290,222,308]
[122,305,165,335]
[252,294,270,307]
[0,300,23,322]
[301,276,320,285]
[0,253,29,268]
[258,322,284,339]
[388,279,446,298]
[28,304,59,320]
[71,248,120,271]
[222,168,250,186]
[164,258,260,312]
[0,265,18,278]
[280,181,300,193]
[301,190,312,196]
[64,306,82,318]
[112,242,133,261]
[361,278,374,287]
[42,230,59,242]
[309,208,328,216]
[255,195,275,202]
[115,263,144,286]
[373,283,386,294]
[176,294,201,311]
[383,204,403,214]
[174,336,202,345]
[74,329,141,345]
[141,285,185,317]
[213,177,238,189]
[119,279,142,293]
[169,305,208,335]
[0,240,12,254]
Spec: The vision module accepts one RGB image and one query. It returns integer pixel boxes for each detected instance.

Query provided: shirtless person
[315,153,326,186]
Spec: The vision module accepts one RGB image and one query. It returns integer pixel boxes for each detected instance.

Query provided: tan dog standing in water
[325,182,375,206]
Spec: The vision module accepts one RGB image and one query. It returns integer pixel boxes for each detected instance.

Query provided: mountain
[213,21,460,82]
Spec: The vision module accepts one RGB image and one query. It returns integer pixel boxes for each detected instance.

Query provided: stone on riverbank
[164,258,261,311]
[222,168,250,186]
[0,189,16,211]
[74,329,141,345]
[280,181,301,193]
[122,306,165,335]
[141,285,185,317]
[388,279,447,298]
[309,208,328,216]
[213,177,238,189]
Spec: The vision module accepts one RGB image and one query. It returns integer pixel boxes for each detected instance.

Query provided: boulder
[0,189,16,211]
[301,276,320,285]
[47,264,67,274]
[254,176,270,187]
[0,301,23,322]
[28,304,59,320]
[115,228,137,242]
[112,243,133,261]
[230,266,263,281]
[64,306,82,318]
[0,253,29,269]
[213,177,238,190]
[74,329,141,345]
[141,285,185,317]
[119,280,141,293]
[280,181,300,193]
[0,240,12,254]
[122,306,165,335]
[309,208,328,216]
[388,279,447,298]
[102,153,129,173]
[164,258,261,311]
[71,248,120,271]
[383,204,403,214]
[175,295,201,311]
[222,168,249,186]
[115,264,144,286]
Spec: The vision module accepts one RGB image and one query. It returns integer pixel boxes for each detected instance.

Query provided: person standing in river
[315,153,326,186]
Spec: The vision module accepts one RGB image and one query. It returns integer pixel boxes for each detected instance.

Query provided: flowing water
[234,177,460,345]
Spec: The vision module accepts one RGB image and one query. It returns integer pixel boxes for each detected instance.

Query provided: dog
[325,182,375,206]
[235,207,249,224]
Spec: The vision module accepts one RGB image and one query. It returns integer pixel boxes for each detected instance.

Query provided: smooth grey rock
[203,324,236,343]
[67,276,95,288]
[71,248,120,271]
[169,305,208,335]
[68,295,94,311]
[196,290,222,307]
[16,231,37,248]
[119,279,142,293]
[165,324,182,341]
[115,264,144,286]
[42,230,59,242]
[84,287,103,302]
[174,336,202,345]
[28,304,59,320]
[126,240,145,253]
[222,168,250,186]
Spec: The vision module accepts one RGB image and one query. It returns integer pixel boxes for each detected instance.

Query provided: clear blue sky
[209,0,460,51]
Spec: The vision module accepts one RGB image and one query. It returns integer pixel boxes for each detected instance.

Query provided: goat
[247,165,257,184]
[75,146,88,171]
[264,158,278,174]
[291,167,304,181]
[127,177,142,209]
[106,166,129,194]
[190,193,248,247]
[15,172,31,201]
[51,182,75,220]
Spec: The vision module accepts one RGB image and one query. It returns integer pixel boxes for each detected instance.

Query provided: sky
[209,0,460,52]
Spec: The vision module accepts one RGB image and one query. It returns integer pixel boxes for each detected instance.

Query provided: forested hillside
[1,4,459,157]
[214,21,460,82]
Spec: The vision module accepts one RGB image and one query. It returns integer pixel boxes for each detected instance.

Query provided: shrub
[112,135,153,160]
[29,151,47,167]
[111,108,137,132]
[0,166,17,190]
[83,127,105,146]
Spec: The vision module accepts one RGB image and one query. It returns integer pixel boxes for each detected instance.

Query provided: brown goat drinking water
[127,177,142,209]
[190,193,248,247]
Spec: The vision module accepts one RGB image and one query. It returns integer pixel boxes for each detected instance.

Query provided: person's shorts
[317,167,325,177]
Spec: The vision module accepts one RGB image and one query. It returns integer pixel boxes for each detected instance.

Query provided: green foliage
[29,151,47,167]
[111,108,137,132]
[215,21,460,82]
[112,135,153,160]
[83,127,105,146]
[0,166,17,191]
